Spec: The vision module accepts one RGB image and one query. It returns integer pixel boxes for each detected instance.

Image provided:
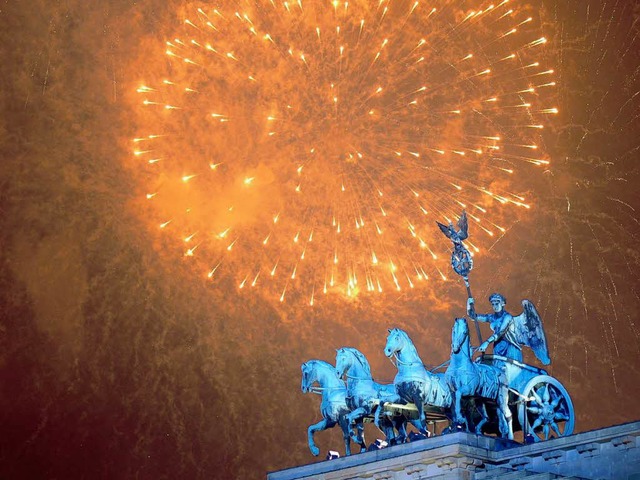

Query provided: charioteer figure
[467,293,551,366]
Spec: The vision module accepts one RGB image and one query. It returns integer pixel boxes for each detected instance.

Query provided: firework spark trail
[131,0,556,305]
[521,0,640,405]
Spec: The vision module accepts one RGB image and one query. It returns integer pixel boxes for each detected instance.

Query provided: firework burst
[131,0,556,305]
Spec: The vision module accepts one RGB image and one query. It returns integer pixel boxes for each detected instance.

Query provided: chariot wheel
[517,375,574,442]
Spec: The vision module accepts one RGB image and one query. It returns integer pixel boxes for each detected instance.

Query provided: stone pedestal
[268,421,640,480]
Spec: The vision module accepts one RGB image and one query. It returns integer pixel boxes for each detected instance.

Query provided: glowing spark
[207,263,222,278]
[184,243,199,256]
[133,1,554,303]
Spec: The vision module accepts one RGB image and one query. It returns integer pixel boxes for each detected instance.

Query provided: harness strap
[346,373,374,381]
[393,352,425,368]
[429,359,450,372]
[507,386,533,401]
[308,386,343,395]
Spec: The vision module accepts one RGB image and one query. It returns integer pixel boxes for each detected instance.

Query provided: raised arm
[466,298,491,322]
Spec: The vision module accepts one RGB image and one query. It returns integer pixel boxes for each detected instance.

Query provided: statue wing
[436,221,454,240]
[456,210,469,240]
[513,300,551,365]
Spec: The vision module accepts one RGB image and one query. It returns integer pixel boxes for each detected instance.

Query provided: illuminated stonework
[268,421,640,480]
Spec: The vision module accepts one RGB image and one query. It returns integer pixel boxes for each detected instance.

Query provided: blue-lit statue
[437,210,484,345]
[436,210,472,278]
[335,347,421,446]
[300,211,574,455]
[437,210,551,366]
[467,294,551,365]
[384,328,451,436]
[446,317,513,439]
[301,360,353,456]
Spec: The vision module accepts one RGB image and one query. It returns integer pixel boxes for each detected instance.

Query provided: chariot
[376,353,575,443]
[301,211,575,456]
[475,354,574,442]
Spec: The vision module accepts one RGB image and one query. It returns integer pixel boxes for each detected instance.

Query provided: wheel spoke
[531,417,543,431]
[554,411,569,421]
[550,421,562,437]
[527,406,542,414]
[542,383,550,403]
[532,387,544,405]
[543,424,550,440]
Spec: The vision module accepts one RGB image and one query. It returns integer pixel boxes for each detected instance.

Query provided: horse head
[451,317,469,354]
[335,348,351,379]
[301,361,315,393]
[384,328,405,357]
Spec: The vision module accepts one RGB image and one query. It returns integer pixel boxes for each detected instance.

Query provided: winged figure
[467,294,551,366]
[436,210,468,245]
[513,300,551,365]
[437,211,472,278]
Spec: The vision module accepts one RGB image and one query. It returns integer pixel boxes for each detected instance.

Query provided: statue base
[268,421,640,479]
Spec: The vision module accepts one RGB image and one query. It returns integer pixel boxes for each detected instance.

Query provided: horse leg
[373,403,392,444]
[373,402,386,430]
[474,402,489,435]
[347,407,367,443]
[393,416,408,444]
[356,421,368,453]
[308,418,329,456]
[347,407,367,428]
[414,397,429,435]
[454,391,466,430]
[409,420,429,434]
[409,418,428,436]
[338,416,352,456]
[374,402,386,430]
[496,387,514,440]
[348,418,367,453]
[378,417,395,445]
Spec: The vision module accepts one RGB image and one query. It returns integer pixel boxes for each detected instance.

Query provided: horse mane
[345,347,371,377]
[394,328,411,342]
[452,318,471,354]
[392,328,417,354]
[307,359,334,371]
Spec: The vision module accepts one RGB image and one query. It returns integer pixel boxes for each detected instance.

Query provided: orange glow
[132,0,555,305]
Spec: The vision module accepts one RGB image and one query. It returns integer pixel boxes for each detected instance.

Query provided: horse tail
[425,373,452,407]
[476,364,502,399]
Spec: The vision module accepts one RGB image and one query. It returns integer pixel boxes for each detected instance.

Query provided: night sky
[1,0,639,479]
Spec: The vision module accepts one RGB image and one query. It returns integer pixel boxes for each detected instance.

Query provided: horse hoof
[310,446,320,456]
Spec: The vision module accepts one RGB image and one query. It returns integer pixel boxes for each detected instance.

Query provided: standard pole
[464,276,483,344]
